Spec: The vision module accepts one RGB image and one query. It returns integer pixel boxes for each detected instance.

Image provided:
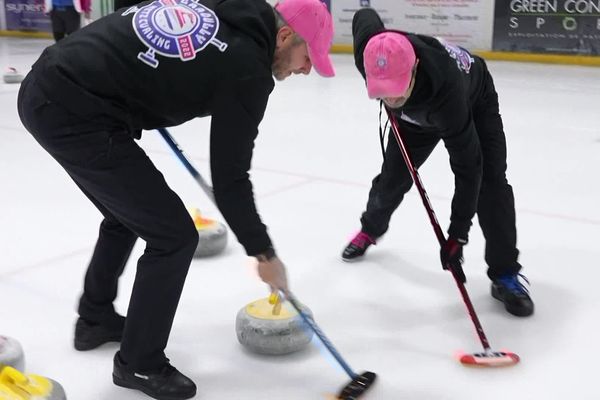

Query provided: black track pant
[50,7,81,42]
[18,74,198,371]
[360,65,521,280]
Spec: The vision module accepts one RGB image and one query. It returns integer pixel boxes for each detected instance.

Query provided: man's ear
[276,26,294,47]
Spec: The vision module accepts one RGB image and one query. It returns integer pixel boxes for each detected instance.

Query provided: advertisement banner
[493,0,600,55]
[332,0,494,51]
[5,0,51,31]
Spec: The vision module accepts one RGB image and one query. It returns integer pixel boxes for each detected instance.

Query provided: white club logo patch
[436,37,473,74]
[376,57,387,68]
[127,0,228,68]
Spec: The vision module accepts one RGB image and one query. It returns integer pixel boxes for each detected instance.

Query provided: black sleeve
[435,81,483,241]
[209,77,274,256]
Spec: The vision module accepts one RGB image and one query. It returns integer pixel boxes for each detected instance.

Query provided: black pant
[360,66,520,280]
[50,6,81,42]
[18,74,199,371]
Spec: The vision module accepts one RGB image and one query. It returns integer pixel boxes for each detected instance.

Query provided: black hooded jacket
[353,8,486,241]
[31,0,278,256]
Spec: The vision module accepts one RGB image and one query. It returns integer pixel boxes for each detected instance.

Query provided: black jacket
[353,8,485,241]
[32,0,278,255]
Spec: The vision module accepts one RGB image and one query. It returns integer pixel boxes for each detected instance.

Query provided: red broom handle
[385,108,492,351]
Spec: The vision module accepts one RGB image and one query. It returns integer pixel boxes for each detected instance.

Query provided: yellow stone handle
[268,292,282,316]
[187,207,216,229]
[0,366,53,398]
[1,367,28,385]
[268,292,279,304]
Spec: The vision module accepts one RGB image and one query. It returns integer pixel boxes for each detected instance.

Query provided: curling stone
[236,297,313,355]
[3,68,24,84]
[0,366,67,399]
[0,336,25,371]
[188,208,227,257]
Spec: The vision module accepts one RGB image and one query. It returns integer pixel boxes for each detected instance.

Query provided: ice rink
[1,36,600,399]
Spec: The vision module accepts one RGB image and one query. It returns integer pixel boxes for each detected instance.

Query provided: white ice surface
[1,37,600,399]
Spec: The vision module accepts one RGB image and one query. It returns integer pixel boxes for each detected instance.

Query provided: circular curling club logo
[131,0,228,68]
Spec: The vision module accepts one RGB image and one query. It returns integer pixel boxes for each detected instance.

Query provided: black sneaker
[113,352,196,400]
[74,314,125,351]
[342,231,376,262]
[491,274,534,317]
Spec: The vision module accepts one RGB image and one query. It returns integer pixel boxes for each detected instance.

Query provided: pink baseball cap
[363,32,416,99]
[275,0,335,77]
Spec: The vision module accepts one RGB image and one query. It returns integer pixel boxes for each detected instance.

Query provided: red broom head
[458,350,520,367]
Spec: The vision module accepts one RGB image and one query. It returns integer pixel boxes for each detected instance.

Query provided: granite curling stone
[236,297,314,355]
[188,208,228,258]
[3,68,24,84]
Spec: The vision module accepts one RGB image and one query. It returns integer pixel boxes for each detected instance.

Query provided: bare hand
[257,256,289,293]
